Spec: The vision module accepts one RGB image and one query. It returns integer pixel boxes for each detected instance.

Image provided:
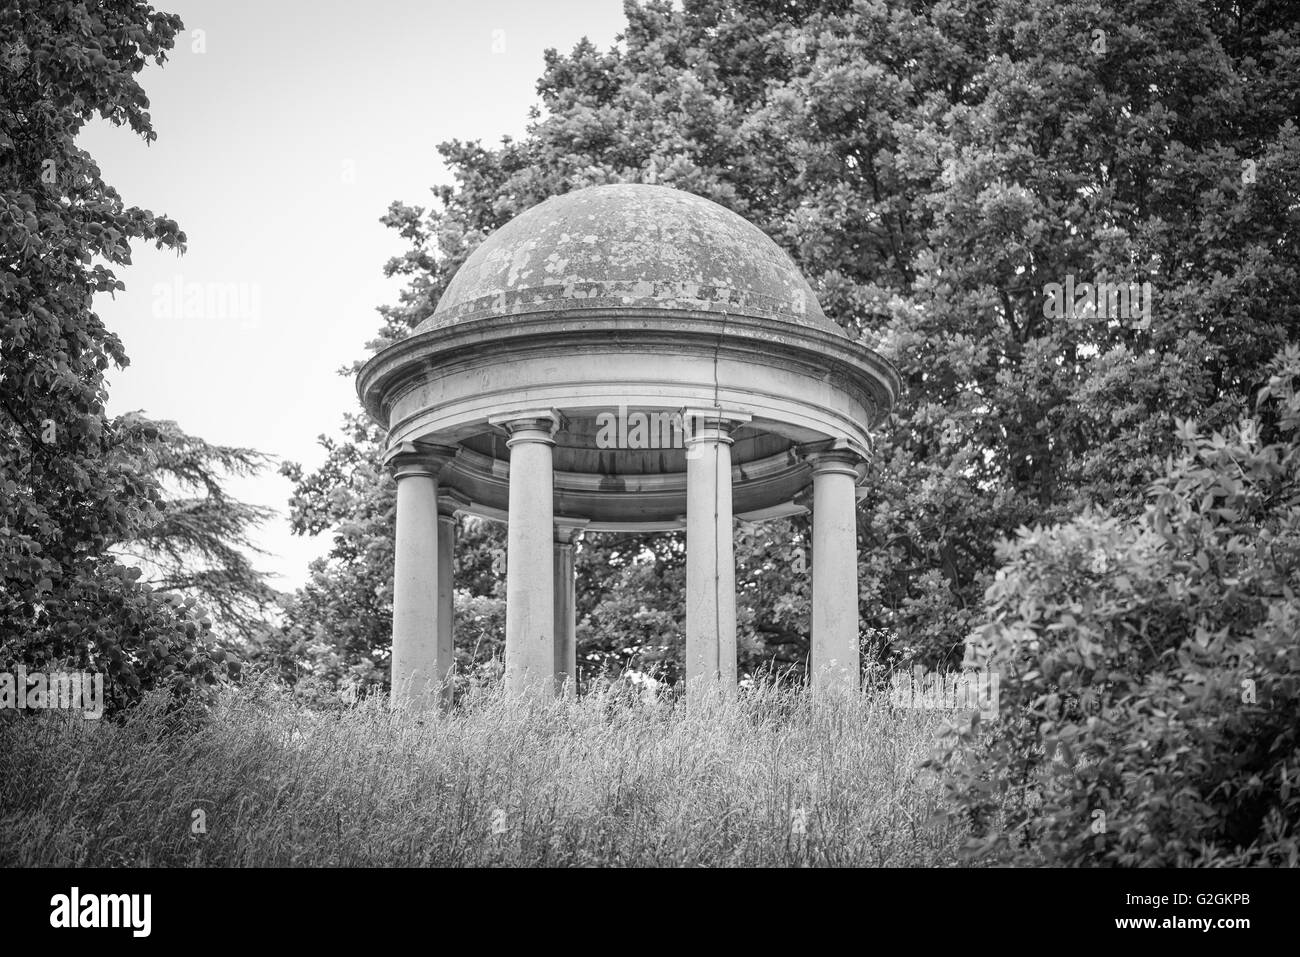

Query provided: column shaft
[685,419,738,696]
[500,416,558,696]
[810,456,861,694]
[553,540,576,696]
[391,466,440,709]
[436,512,457,707]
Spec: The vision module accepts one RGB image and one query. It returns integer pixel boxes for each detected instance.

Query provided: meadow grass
[0,678,970,866]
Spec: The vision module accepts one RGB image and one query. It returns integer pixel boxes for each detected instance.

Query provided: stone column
[683,408,751,698]
[553,522,585,697]
[490,411,562,697]
[807,447,863,695]
[436,499,460,708]
[387,442,454,710]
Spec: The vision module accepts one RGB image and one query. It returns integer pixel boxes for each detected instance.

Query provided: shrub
[0,557,230,718]
[934,345,1300,866]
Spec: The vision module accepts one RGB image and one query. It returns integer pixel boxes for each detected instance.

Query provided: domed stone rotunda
[357,183,900,706]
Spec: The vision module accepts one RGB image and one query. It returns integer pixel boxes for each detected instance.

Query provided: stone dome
[416,183,841,334]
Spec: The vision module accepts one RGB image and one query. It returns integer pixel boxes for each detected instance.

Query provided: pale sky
[83,0,629,591]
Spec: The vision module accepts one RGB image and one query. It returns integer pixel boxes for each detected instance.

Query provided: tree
[281,0,1300,688]
[1,1,227,712]
[107,412,279,640]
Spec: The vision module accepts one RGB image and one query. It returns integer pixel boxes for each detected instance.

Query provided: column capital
[554,517,589,546]
[438,489,470,520]
[682,406,751,446]
[800,438,867,477]
[489,408,565,447]
[385,440,457,481]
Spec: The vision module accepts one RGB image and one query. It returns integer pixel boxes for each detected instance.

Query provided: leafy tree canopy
[1,1,242,711]
[282,0,1299,692]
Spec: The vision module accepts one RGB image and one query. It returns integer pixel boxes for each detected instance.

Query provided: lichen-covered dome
[416,183,841,335]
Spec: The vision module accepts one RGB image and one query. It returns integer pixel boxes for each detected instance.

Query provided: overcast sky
[82,0,629,591]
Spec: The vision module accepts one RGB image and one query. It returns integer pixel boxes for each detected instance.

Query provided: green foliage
[285,0,1300,689]
[1,2,227,712]
[936,346,1300,865]
[575,531,686,681]
[108,412,278,639]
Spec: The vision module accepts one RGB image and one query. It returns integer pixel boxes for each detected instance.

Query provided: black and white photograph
[1,0,1296,937]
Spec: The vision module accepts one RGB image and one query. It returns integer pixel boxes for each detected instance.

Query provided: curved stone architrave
[362,312,898,440]
[358,313,897,528]
[430,441,816,530]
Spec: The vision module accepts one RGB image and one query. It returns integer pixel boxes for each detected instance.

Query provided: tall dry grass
[0,677,969,866]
